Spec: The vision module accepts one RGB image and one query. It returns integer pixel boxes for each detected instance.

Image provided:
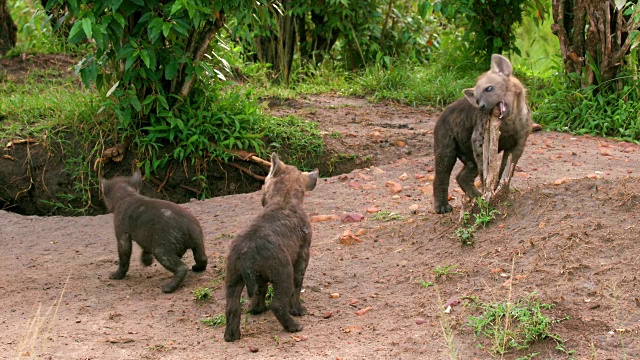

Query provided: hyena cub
[224,153,318,342]
[101,171,207,293]
[433,54,532,214]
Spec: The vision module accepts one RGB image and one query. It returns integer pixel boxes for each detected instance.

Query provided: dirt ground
[1,91,639,359]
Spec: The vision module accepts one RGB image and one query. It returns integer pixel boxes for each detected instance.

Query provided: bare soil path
[1,95,639,359]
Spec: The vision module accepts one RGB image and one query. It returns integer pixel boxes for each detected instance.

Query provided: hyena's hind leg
[433,145,457,214]
[153,248,189,293]
[270,270,303,333]
[224,273,245,342]
[456,158,482,201]
[290,251,309,316]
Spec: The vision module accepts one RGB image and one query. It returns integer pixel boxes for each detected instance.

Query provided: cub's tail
[241,268,258,299]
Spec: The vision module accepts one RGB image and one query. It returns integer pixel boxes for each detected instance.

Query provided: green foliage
[429,0,547,60]
[419,280,434,288]
[265,284,274,307]
[312,0,441,67]
[200,314,226,327]
[259,115,324,171]
[372,210,406,222]
[474,198,501,227]
[455,222,476,246]
[532,71,640,142]
[433,264,461,281]
[7,0,70,55]
[192,286,213,301]
[467,293,572,356]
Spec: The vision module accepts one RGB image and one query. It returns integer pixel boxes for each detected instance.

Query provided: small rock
[408,204,420,214]
[385,181,402,194]
[366,206,381,214]
[343,325,362,333]
[323,311,332,319]
[347,181,362,190]
[309,214,340,223]
[341,213,365,223]
[330,293,340,299]
[398,173,408,181]
[248,346,259,353]
[415,318,427,325]
[355,307,372,316]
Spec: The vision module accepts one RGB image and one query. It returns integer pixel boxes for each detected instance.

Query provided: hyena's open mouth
[498,101,506,119]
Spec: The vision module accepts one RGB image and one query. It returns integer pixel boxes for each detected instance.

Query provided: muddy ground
[1,76,640,358]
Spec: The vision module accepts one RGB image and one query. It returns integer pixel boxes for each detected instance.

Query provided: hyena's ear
[463,88,478,107]
[131,170,143,190]
[490,54,512,77]
[304,169,319,191]
[268,153,283,177]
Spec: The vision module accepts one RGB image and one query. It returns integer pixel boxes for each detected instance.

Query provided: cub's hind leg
[153,248,189,293]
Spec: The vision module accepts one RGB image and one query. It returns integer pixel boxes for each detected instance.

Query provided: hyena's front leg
[110,234,132,279]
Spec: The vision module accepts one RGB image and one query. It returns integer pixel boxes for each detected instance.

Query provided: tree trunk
[254,1,295,84]
[552,0,640,86]
[0,0,17,56]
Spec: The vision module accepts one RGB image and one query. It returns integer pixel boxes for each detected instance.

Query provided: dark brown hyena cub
[432,54,532,214]
[224,153,319,342]
[101,171,207,293]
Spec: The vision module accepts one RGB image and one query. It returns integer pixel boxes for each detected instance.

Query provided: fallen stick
[226,149,271,167]
[227,162,266,181]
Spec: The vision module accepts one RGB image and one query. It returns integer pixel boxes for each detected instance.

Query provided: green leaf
[156,95,169,109]
[130,94,142,111]
[81,18,93,39]
[67,21,83,43]
[148,17,164,43]
[142,95,156,106]
[113,12,125,29]
[140,50,151,68]
[165,61,179,80]
[108,0,123,11]
[162,22,171,37]
[125,53,136,70]
[171,1,183,15]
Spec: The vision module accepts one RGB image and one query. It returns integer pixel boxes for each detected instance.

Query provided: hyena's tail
[241,268,258,299]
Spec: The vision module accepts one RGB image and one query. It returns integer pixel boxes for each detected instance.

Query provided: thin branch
[227,162,265,181]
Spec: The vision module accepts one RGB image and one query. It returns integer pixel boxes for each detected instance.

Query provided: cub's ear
[304,169,319,191]
[268,153,282,177]
[463,88,478,107]
[131,170,143,190]
[490,54,512,77]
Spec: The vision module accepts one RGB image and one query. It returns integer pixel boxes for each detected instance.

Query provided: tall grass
[7,0,71,56]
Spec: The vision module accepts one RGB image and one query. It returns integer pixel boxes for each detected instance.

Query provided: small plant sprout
[467,293,573,356]
[433,264,461,281]
[192,286,213,301]
[372,210,406,222]
[419,280,434,288]
[200,314,226,327]
[473,197,501,227]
